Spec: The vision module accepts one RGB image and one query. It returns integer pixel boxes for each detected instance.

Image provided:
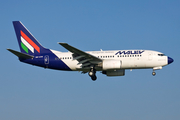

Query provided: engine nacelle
[102,69,125,76]
[102,60,121,70]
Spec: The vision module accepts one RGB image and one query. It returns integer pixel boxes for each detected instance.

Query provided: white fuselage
[51,50,168,71]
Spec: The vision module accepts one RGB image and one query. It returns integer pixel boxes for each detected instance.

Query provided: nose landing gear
[152,66,162,76]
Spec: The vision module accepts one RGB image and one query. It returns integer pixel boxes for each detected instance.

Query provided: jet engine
[102,60,121,70]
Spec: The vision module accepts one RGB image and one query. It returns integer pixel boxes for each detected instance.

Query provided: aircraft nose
[168,57,174,64]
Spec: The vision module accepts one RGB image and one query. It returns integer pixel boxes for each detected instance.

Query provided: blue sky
[0,0,180,120]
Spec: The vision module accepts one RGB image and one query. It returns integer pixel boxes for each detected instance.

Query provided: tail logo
[20,30,40,53]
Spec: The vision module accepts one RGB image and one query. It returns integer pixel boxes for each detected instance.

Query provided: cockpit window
[158,54,165,56]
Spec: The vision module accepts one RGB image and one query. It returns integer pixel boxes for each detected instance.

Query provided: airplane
[7,21,174,81]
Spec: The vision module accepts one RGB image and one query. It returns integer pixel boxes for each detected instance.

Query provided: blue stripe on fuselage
[19,49,72,71]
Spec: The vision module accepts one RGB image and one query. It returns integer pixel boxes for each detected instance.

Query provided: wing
[59,43,102,69]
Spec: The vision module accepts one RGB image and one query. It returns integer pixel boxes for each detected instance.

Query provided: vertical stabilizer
[13,21,46,55]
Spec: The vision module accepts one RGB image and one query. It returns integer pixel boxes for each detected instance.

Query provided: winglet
[7,49,34,59]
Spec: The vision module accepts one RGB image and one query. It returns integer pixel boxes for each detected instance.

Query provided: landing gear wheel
[89,68,97,81]
[91,76,97,81]
[152,71,156,76]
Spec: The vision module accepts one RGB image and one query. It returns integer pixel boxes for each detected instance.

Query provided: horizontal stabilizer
[7,49,34,59]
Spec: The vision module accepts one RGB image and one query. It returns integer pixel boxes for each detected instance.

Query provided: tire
[91,76,97,81]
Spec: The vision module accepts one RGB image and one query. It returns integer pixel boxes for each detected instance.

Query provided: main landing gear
[88,68,97,81]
